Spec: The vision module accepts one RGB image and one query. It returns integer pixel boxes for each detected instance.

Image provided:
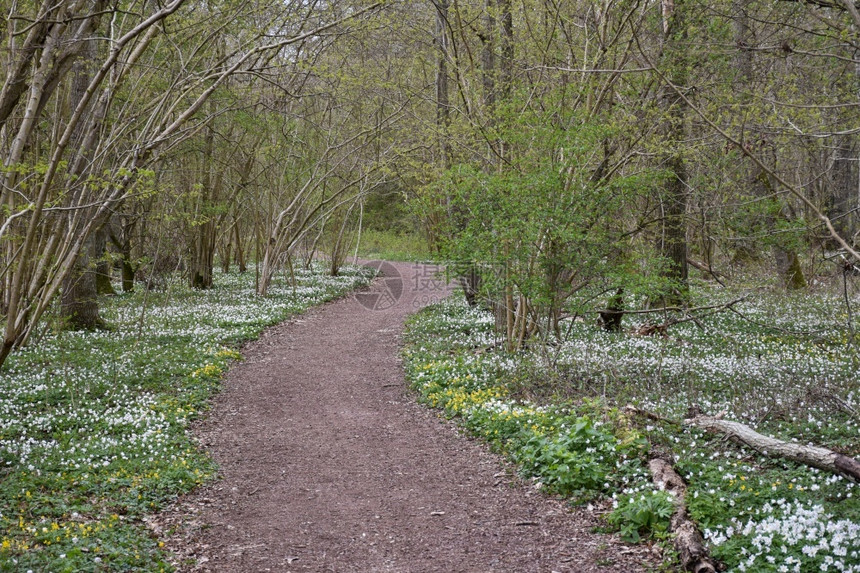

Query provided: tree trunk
[599,288,625,332]
[189,113,219,290]
[61,241,105,330]
[234,221,246,273]
[734,0,806,289]
[109,217,136,292]
[658,0,689,303]
[499,0,513,101]
[121,257,135,292]
[661,154,689,297]
[190,223,216,289]
[61,37,106,327]
[329,202,356,277]
[774,246,806,290]
[220,231,232,274]
[481,0,496,114]
[460,265,483,307]
[755,168,807,290]
[828,135,859,249]
[93,226,115,295]
[435,0,450,168]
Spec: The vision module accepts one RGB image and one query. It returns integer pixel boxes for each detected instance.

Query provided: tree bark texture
[93,227,116,295]
[60,37,105,328]
[435,0,451,168]
[649,458,718,573]
[61,241,104,330]
[659,0,689,300]
[829,135,859,248]
[190,117,219,290]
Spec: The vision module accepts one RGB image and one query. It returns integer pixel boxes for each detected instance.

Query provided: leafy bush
[608,490,674,543]
[402,296,651,514]
[514,419,618,497]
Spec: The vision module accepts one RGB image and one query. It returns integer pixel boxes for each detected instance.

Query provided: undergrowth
[401,288,860,573]
[0,264,374,572]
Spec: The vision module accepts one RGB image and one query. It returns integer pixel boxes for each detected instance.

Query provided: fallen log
[686,415,860,482]
[623,404,681,427]
[631,296,748,337]
[634,322,669,338]
[649,458,717,573]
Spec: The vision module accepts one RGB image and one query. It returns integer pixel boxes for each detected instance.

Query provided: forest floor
[155,261,659,572]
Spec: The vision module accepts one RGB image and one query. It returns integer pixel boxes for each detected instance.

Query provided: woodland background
[2,0,859,364]
[2,1,860,570]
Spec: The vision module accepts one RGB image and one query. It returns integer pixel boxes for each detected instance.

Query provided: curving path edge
[157,261,658,572]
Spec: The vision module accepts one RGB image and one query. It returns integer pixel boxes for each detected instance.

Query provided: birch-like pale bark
[687,415,860,482]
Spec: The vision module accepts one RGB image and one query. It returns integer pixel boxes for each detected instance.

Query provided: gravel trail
[159,262,657,572]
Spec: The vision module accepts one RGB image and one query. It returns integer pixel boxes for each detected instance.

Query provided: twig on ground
[634,296,749,336]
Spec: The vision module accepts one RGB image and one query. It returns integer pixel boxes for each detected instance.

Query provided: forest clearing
[3,0,860,570]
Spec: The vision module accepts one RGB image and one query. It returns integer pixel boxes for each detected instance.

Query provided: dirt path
[159,262,658,572]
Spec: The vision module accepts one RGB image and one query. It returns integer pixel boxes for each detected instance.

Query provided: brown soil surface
[157,261,660,572]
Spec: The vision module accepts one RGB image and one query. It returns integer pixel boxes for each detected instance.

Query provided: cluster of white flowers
[0,264,374,486]
[409,289,860,572]
[705,499,860,572]
[553,290,859,438]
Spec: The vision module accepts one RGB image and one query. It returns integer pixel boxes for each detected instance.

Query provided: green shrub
[608,490,674,543]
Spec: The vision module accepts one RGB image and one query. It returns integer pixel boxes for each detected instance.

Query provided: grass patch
[353,229,431,261]
[402,288,860,573]
[0,264,374,571]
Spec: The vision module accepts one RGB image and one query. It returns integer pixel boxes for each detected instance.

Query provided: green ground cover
[402,287,860,573]
[0,265,374,572]
[353,229,431,262]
